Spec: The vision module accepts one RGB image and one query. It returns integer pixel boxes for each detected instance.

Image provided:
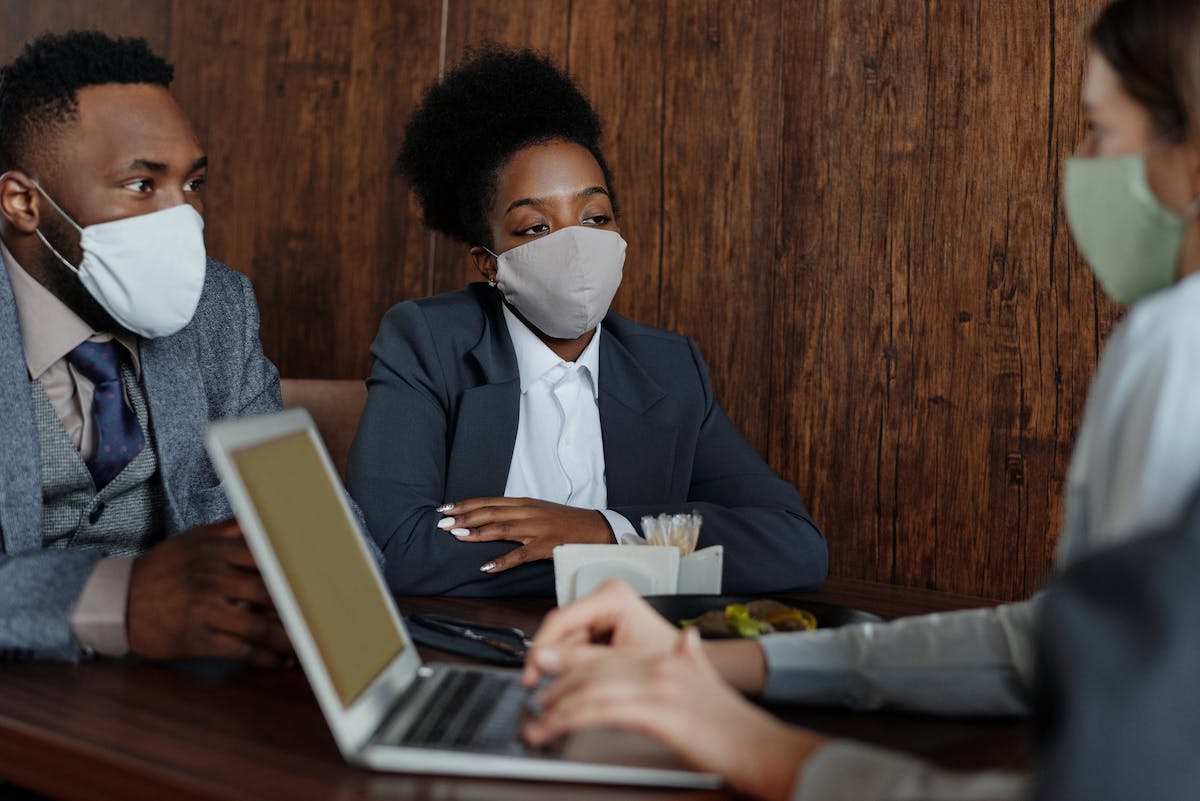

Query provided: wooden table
[0,577,1028,801]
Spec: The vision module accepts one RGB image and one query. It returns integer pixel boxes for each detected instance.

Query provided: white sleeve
[794,741,1029,801]
[1055,282,1200,568]
[760,597,1039,716]
[599,509,639,544]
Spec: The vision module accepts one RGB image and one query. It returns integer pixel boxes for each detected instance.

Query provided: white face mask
[486,227,626,339]
[33,184,207,338]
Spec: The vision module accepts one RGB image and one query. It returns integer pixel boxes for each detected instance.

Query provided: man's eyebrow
[113,155,209,174]
[116,159,169,173]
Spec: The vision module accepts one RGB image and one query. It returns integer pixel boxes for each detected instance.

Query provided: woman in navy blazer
[346,47,826,596]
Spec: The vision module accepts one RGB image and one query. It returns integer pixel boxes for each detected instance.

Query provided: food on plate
[682,599,818,638]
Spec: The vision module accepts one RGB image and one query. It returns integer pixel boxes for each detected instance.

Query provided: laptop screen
[232,430,405,706]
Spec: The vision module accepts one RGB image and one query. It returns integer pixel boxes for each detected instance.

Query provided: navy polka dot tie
[65,341,146,489]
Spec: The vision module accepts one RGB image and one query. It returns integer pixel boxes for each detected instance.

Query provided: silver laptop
[205,409,718,788]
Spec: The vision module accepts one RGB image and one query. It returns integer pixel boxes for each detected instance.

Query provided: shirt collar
[501,302,601,399]
[1,240,141,379]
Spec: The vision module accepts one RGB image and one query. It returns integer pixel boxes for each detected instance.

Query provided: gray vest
[32,365,164,556]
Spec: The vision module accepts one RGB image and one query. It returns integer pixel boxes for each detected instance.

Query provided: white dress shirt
[777,272,1200,800]
[501,305,635,541]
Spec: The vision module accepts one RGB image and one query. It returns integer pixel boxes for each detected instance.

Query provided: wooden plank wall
[0,0,1117,600]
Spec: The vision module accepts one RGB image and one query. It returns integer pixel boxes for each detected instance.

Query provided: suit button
[89,503,106,525]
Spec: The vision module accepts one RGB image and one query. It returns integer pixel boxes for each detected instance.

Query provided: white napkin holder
[677,544,724,593]
[553,543,723,606]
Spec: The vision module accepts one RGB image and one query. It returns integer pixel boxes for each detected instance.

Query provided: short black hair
[398,45,617,247]
[0,30,174,173]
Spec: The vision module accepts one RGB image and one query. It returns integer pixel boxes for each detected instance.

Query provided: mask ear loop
[482,245,500,287]
[28,180,85,274]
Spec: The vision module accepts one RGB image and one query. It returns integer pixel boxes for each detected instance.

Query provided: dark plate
[643,595,883,637]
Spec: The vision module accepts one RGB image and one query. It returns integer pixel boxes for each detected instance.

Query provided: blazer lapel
[0,267,43,554]
[598,330,679,506]
[140,328,206,533]
[444,298,520,499]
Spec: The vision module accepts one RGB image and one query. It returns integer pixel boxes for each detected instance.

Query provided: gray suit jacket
[347,283,826,596]
[0,258,281,661]
[1033,482,1200,801]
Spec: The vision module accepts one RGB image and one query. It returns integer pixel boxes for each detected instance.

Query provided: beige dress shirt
[2,242,136,656]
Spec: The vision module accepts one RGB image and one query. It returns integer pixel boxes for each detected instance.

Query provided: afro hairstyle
[0,30,174,173]
[398,45,617,247]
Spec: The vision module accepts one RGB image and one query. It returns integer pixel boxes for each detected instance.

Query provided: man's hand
[436,497,614,574]
[127,519,291,667]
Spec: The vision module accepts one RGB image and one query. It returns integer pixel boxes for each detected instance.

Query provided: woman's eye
[125,179,153,193]
[516,223,550,236]
[583,214,611,226]
[184,176,206,192]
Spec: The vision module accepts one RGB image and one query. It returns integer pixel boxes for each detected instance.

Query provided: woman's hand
[521,578,679,685]
[436,497,614,573]
[522,578,769,694]
[523,626,828,801]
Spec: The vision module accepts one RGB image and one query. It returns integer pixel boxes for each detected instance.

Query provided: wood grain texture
[769,0,1114,597]
[166,0,443,379]
[658,0,786,458]
[0,1,1116,600]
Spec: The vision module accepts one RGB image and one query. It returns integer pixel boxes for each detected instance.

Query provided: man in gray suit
[0,32,289,664]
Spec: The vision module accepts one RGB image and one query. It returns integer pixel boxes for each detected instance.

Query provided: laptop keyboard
[396,669,533,753]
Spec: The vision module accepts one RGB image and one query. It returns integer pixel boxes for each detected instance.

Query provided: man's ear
[0,171,41,234]
[469,245,497,283]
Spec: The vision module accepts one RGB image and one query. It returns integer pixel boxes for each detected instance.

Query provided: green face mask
[1063,152,1196,305]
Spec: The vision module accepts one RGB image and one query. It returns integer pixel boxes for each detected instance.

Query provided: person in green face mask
[515,2,1200,800]
[1064,5,1200,304]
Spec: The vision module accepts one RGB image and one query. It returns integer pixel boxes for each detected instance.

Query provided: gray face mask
[486,227,626,339]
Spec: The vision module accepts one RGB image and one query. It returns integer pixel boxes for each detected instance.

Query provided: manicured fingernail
[437,517,456,529]
[479,561,496,573]
[436,503,454,513]
[450,528,470,537]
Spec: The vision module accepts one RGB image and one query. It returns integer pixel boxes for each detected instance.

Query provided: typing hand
[521,578,677,687]
[127,519,292,667]
[436,497,614,574]
[523,626,827,801]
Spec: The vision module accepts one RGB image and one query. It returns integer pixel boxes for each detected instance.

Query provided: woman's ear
[469,246,497,283]
[1186,142,1200,202]
[0,171,41,234]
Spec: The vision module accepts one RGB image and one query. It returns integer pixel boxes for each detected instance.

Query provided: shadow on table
[0,783,50,800]
[344,775,722,801]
